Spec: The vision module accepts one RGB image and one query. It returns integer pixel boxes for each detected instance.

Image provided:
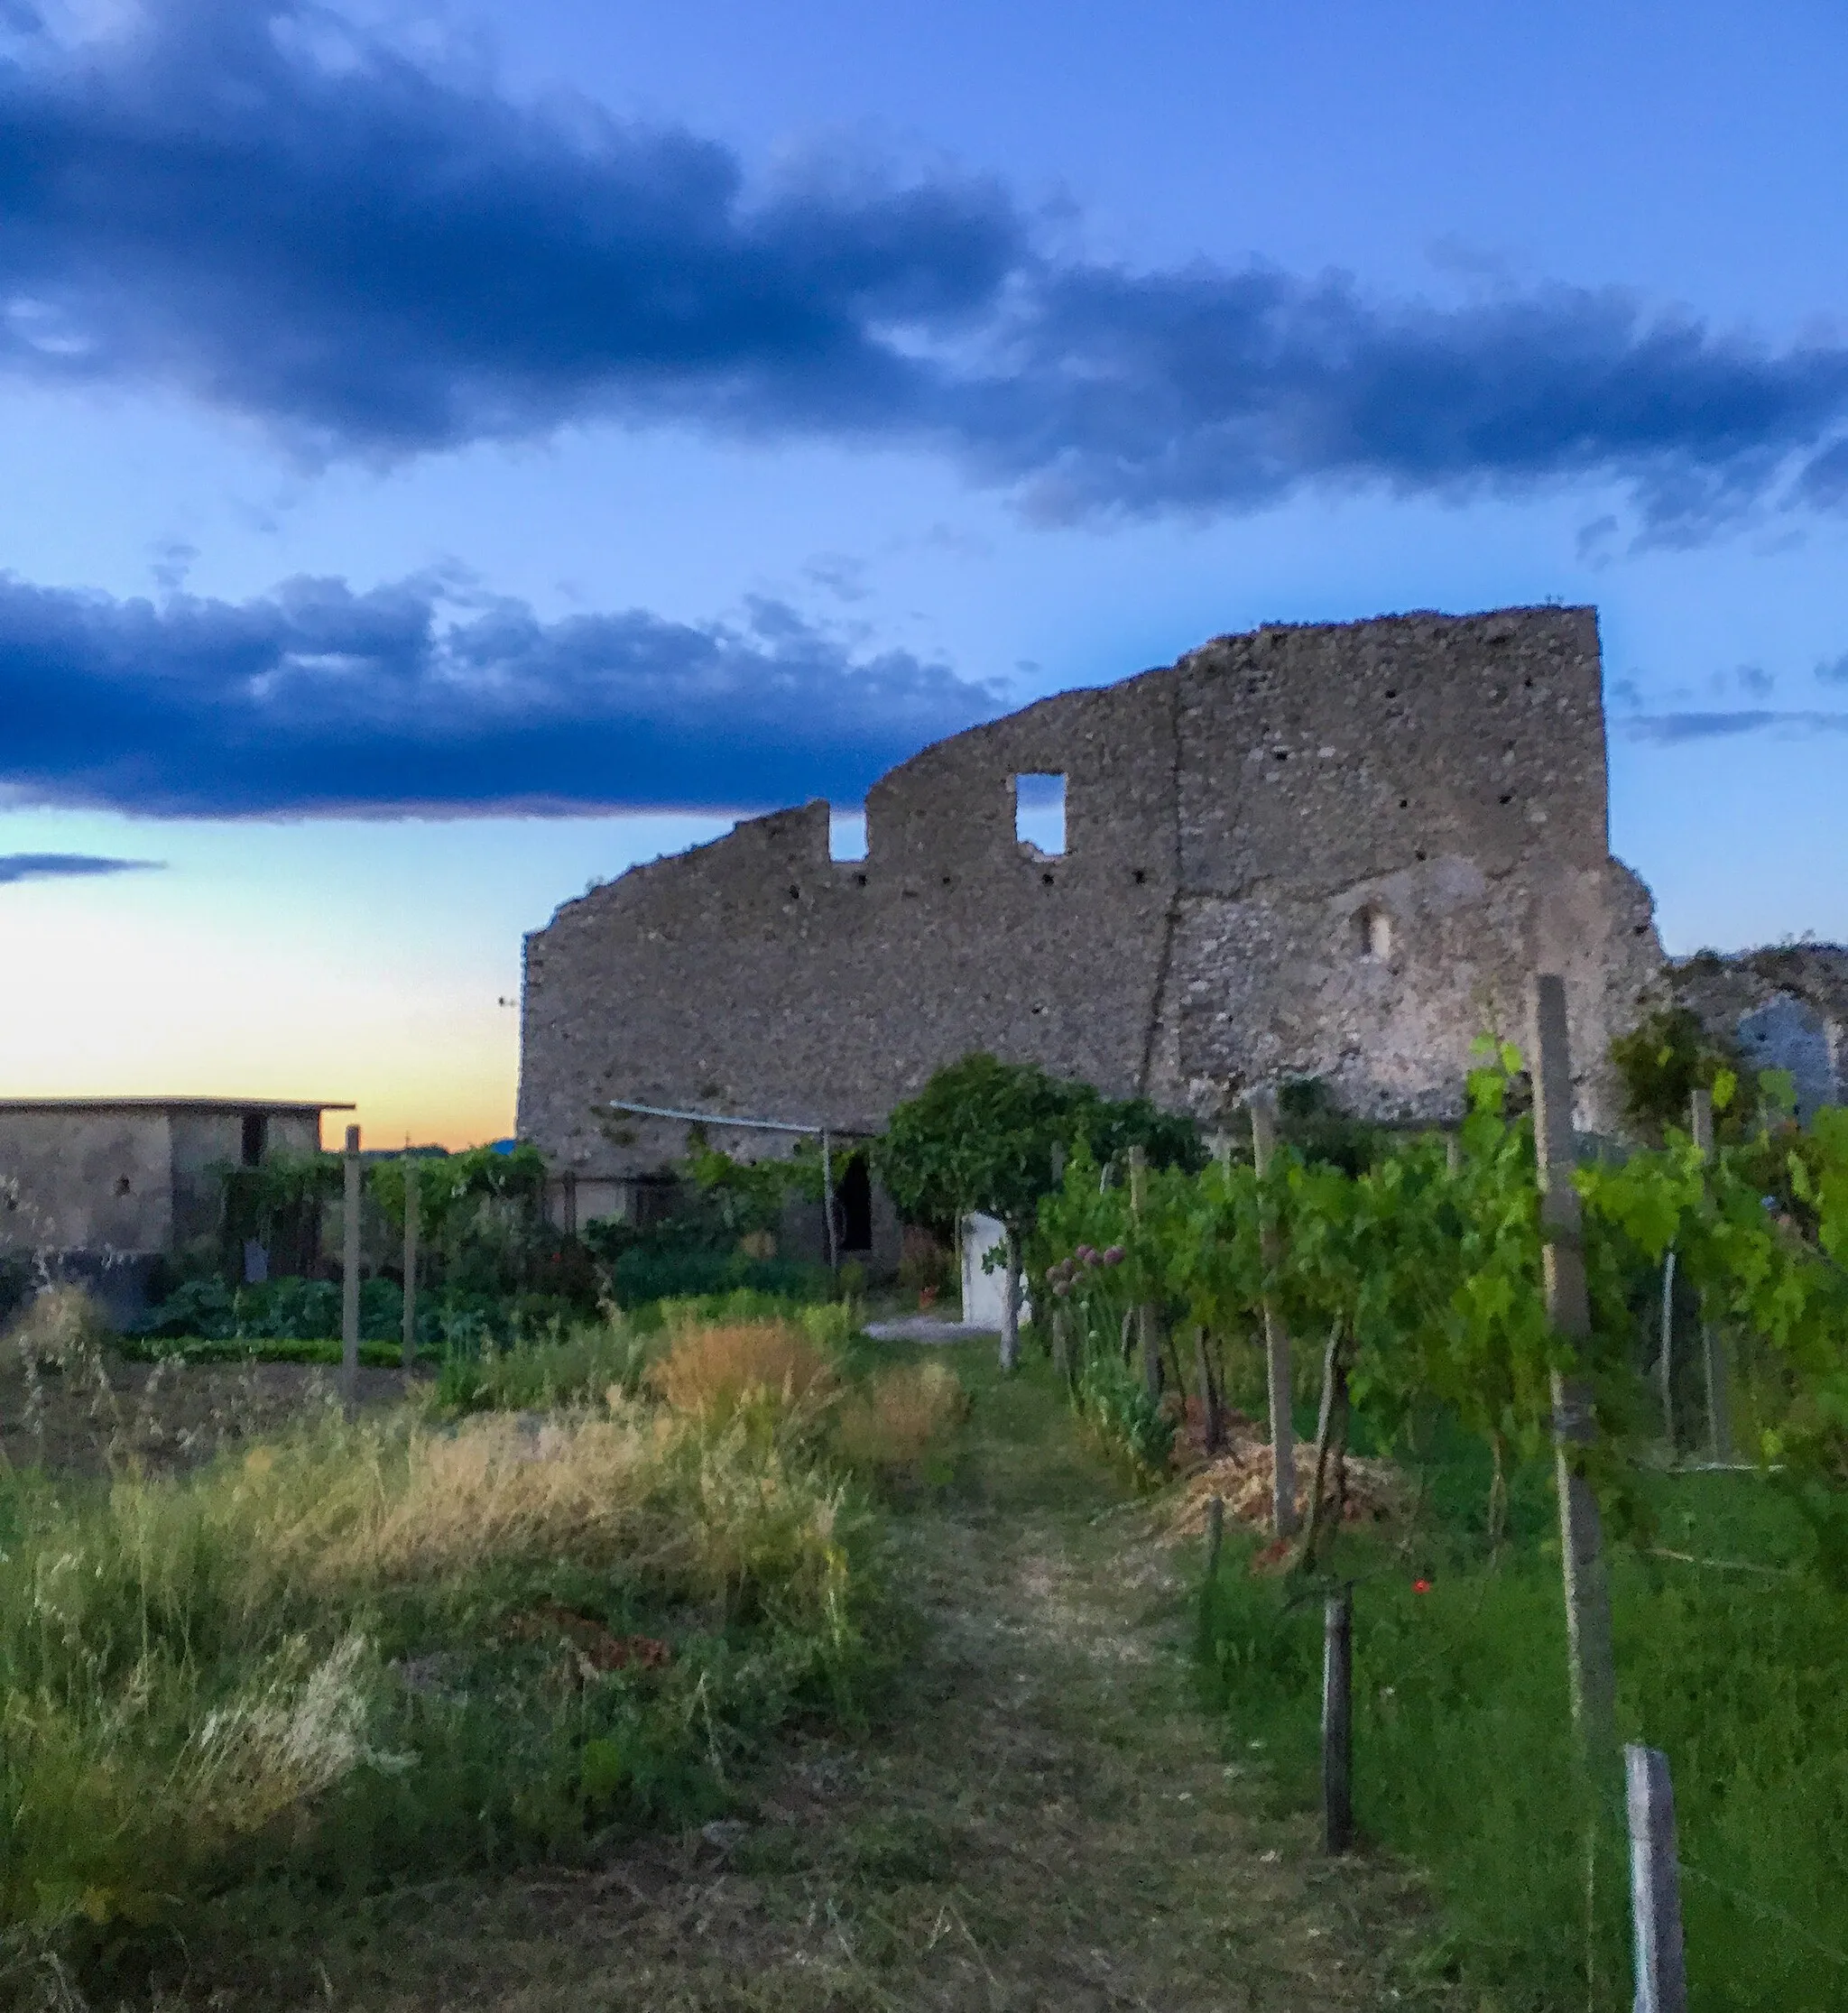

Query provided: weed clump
[3,1284,111,1371]
[835,1362,969,1482]
[649,1320,838,1421]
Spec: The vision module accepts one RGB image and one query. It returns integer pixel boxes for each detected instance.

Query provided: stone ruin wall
[518,605,1665,1185]
[1669,946,1848,1122]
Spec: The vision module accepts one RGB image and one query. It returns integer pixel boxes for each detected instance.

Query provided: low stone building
[518,606,1666,1235]
[0,1097,351,1316]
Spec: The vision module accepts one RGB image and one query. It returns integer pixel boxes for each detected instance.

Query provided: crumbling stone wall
[1671,946,1848,1121]
[519,606,1663,1188]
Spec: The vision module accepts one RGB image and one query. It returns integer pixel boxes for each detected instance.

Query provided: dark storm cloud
[0,569,1003,816]
[2,2,1847,531]
[0,851,162,882]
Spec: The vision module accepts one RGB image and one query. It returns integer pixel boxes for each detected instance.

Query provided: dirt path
[198,1353,1446,2011]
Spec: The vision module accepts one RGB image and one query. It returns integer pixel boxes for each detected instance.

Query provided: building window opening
[241,1113,268,1168]
[828,806,869,863]
[115,1176,133,1196]
[1014,772,1067,856]
[1354,905,1392,960]
[836,1153,873,1253]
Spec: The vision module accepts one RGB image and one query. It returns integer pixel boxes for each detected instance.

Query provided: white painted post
[1626,1744,1688,2013]
[1532,975,1616,1763]
[1250,1088,1298,1537]
[1690,1088,1732,1462]
[401,1155,419,1374]
[341,1123,362,1406]
[1659,1249,1677,1448]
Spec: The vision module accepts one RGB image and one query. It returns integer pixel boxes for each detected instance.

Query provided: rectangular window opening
[828,805,869,863]
[1014,772,1067,856]
[240,1113,268,1168]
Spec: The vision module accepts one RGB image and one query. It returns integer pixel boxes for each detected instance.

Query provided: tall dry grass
[648,1320,838,1421]
[0,1350,872,1948]
[834,1362,969,1481]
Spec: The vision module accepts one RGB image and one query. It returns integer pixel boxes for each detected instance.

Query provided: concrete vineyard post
[1129,1144,1160,1402]
[1250,1089,1298,1537]
[1322,1589,1354,1854]
[341,1124,361,1406]
[1690,1088,1732,1461]
[1626,1744,1688,2013]
[1206,1493,1225,1584]
[1531,975,1617,1764]
[1659,1249,1677,1448]
[401,1154,419,1374]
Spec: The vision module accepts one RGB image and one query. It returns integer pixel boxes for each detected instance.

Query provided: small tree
[876,1055,1097,1369]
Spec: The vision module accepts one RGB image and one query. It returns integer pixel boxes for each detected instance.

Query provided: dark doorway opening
[837,1154,873,1253]
[241,1113,268,1168]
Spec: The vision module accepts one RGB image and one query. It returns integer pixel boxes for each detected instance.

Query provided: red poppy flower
[1412,1578,1432,1593]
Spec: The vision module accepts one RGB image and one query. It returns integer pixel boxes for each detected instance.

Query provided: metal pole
[401,1154,419,1374]
[341,1123,362,1406]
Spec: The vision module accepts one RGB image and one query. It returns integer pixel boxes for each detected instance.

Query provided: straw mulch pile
[1168,1407,1409,1538]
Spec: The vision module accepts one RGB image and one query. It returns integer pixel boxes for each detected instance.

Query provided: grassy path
[214,1346,1444,2010]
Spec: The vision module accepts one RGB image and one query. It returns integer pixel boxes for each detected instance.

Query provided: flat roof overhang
[0,1098,356,1114]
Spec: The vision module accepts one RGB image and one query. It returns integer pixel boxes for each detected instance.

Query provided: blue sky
[1,0,1844,1142]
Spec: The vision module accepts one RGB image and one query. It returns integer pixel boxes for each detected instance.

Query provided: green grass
[1197,1450,1848,2011]
[0,1339,902,1990]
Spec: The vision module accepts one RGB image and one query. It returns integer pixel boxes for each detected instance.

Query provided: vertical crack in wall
[1136,672,1186,1099]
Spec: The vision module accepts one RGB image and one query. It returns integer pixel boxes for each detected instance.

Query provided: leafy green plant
[877,1054,1200,1371]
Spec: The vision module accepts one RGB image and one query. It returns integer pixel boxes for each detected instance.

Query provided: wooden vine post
[1129,1144,1162,1402]
[401,1153,420,1374]
[1531,976,1617,1763]
[340,1123,362,1407]
[1626,1743,1689,2013]
[1689,1087,1732,1461]
[1250,1087,1298,1537]
[1322,1587,1354,1854]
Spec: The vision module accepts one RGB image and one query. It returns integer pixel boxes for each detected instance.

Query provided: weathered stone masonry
[518,607,1664,1196]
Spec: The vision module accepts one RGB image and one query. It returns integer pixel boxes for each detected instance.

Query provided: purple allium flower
[1102,1244,1126,1267]
[1076,1244,1098,1265]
